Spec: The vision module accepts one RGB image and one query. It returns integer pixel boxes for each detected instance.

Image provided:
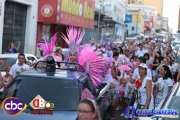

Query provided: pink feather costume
[36,32,62,61]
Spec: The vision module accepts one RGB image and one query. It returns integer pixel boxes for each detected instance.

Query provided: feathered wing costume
[78,45,107,87]
[36,32,62,61]
[61,26,106,87]
[60,26,85,53]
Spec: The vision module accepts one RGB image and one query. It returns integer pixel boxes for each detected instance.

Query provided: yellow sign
[61,0,94,20]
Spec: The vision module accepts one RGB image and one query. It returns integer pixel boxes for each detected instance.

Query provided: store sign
[60,0,95,28]
[103,1,125,24]
[41,4,53,17]
[124,14,132,23]
[38,0,95,29]
[144,21,152,30]
[38,0,57,22]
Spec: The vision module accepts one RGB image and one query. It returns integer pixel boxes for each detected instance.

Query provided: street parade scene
[0,0,180,120]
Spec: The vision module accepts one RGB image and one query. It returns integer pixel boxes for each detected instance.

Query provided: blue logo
[124,106,136,118]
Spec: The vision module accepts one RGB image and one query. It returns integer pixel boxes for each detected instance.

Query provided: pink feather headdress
[78,45,107,87]
[36,32,58,55]
[36,32,60,61]
[61,26,85,53]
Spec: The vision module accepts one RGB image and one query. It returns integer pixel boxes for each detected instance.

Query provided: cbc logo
[29,95,54,110]
[2,97,27,116]
[5,101,23,110]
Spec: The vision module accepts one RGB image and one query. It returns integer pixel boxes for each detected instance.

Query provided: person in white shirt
[132,63,154,120]
[9,53,30,78]
[135,44,145,57]
[154,65,173,107]
[132,57,152,81]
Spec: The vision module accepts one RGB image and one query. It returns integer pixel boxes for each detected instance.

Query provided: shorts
[152,70,159,76]
[125,97,131,103]
[111,91,118,99]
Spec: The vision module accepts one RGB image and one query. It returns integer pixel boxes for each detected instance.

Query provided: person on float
[60,26,85,69]
[54,47,64,61]
[36,32,62,62]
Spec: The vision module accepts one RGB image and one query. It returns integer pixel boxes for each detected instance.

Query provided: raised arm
[16,41,21,51]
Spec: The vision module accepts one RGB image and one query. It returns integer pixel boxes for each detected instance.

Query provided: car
[0,53,37,76]
[0,57,112,120]
[138,82,180,120]
[154,35,167,42]
[145,33,155,39]
[129,33,144,40]
[174,45,180,53]
[172,41,180,50]
[125,37,138,42]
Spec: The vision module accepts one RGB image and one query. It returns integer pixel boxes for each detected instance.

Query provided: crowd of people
[0,27,179,120]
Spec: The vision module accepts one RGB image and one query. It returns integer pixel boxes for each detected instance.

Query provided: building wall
[178,5,180,30]
[129,11,144,33]
[128,0,163,15]
[125,23,141,35]
[0,0,38,54]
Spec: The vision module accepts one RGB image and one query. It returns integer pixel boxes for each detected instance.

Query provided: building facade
[128,10,144,34]
[128,0,163,16]
[0,0,38,54]
[37,0,95,47]
[127,4,157,33]
[178,5,180,31]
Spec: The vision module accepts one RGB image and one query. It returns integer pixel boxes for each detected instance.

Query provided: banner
[38,0,95,29]
[103,1,125,24]
[125,14,132,23]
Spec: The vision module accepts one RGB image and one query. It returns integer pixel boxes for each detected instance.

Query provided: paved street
[115,109,124,120]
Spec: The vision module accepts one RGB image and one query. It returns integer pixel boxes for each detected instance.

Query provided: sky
[163,0,180,33]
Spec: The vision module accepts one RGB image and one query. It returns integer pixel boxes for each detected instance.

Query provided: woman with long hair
[5,41,20,53]
[152,52,161,82]
[77,99,101,120]
[54,47,64,61]
[154,65,173,107]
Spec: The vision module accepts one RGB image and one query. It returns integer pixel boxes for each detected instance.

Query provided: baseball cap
[139,63,148,69]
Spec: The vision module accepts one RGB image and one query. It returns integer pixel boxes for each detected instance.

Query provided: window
[132,27,135,31]
[0,58,17,71]
[15,76,80,110]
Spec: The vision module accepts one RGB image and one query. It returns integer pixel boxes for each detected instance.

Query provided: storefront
[0,0,38,54]
[37,0,95,47]
[103,0,126,41]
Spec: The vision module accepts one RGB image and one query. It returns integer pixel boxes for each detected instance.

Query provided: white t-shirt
[155,77,173,99]
[135,49,145,57]
[9,63,30,78]
[132,68,152,80]
[106,50,113,58]
[133,76,154,109]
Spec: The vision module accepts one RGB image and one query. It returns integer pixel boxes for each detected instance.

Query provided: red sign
[144,21,150,30]
[38,0,95,29]
[151,16,155,27]
[38,0,57,22]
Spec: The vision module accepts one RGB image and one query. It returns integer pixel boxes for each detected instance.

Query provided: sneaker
[120,113,124,117]
[116,107,120,110]
[109,118,114,120]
